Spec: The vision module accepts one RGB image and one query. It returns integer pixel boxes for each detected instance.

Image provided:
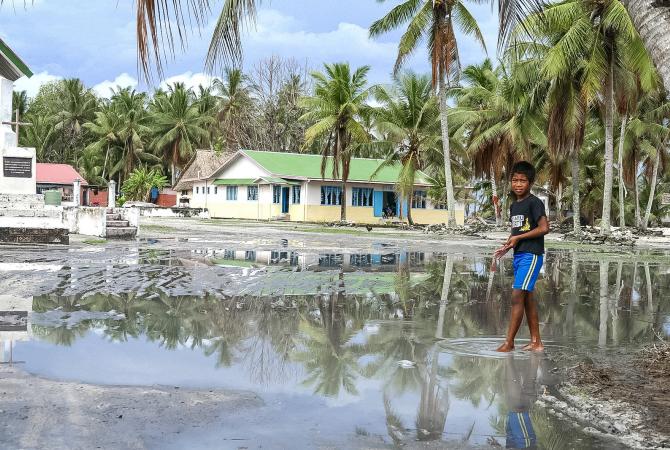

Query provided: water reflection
[15,251,670,448]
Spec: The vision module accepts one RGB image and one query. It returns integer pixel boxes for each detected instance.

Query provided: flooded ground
[1,220,668,449]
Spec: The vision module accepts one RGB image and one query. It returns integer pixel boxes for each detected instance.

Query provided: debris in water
[397,360,416,368]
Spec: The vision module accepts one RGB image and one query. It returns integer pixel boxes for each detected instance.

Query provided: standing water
[2,245,667,449]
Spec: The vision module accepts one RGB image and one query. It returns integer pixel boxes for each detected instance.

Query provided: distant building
[184,149,465,225]
[36,163,88,205]
[174,149,234,207]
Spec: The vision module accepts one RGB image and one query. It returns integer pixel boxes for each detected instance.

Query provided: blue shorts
[513,252,543,292]
[506,411,536,448]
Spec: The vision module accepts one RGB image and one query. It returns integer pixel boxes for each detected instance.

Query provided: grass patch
[142,224,176,231]
[83,239,107,245]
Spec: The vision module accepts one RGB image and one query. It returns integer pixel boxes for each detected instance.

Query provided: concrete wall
[63,207,107,237]
[0,146,36,194]
[139,207,209,219]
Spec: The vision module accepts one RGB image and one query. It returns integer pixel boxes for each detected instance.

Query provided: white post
[108,180,116,209]
[73,179,81,207]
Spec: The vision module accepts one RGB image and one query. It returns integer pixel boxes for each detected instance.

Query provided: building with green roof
[186,150,464,225]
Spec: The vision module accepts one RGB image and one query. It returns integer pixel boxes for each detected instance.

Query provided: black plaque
[3,157,32,178]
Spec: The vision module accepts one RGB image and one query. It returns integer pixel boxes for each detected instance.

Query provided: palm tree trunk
[490,165,500,226]
[340,181,347,221]
[407,194,414,226]
[642,147,661,230]
[601,63,615,235]
[621,0,670,93]
[438,78,457,227]
[634,168,641,228]
[556,181,563,222]
[617,114,628,229]
[571,144,581,234]
[102,144,110,180]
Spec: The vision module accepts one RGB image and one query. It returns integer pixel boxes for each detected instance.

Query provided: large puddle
[2,245,668,448]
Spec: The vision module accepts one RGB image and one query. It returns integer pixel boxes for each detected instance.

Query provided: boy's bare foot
[522,342,544,352]
[495,342,514,352]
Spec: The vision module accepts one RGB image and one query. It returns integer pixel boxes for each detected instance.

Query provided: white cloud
[159,71,215,91]
[92,73,138,98]
[13,71,62,97]
[245,10,399,72]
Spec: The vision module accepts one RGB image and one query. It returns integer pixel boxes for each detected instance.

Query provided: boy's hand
[493,245,510,260]
[504,235,520,251]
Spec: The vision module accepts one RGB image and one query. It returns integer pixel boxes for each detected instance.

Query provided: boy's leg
[496,289,528,352]
[522,293,544,351]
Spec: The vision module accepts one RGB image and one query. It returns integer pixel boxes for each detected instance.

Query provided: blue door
[281,187,290,213]
[373,191,384,217]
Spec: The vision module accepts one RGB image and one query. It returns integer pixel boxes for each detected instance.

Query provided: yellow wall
[305,205,341,222]
[208,201,260,219]
[289,204,305,222]
[411,208,465,225]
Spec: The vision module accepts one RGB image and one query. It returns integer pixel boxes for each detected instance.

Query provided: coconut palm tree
[53,78,98,163]
[212,68,257,151]
[84,106,124,180]
[150,82,213,184]
[299,63,373,222]
[372,73,441,225]
[370,0,487,227]
[107,87,159,182]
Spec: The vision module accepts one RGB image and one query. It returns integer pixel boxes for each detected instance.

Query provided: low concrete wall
[63,207,107,237]
[138,207,209,219]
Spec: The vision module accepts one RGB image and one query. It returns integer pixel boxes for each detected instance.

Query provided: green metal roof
[241,150,431,185]
[213,178,257,186]
[0,39,32,81]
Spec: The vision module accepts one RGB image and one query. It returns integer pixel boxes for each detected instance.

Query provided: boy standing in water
[494,161,549,352]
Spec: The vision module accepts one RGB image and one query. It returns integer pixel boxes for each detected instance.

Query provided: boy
[494,161,549,352]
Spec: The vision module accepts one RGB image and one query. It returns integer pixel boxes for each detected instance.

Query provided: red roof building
[36,163,88,186]
[36,163,89,204]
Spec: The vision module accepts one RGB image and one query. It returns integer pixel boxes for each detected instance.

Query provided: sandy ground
[0,365,263,450]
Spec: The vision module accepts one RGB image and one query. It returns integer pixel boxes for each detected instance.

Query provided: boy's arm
[505,216,549,250]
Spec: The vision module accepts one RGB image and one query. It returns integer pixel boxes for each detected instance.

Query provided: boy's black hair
[511,161,536,184]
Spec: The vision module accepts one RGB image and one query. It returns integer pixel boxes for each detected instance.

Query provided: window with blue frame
[352,187,373,206]
[273,185,281,204]
[226,186,238,200]
[247,186,258,200]
[320,186,342,205]
[195,186,199,194]
[214,186,218,195]
[411,190,427,208]
[292,185,301,204]
[207,186,210,194]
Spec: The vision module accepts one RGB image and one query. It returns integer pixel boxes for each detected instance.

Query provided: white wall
[0,146,36,194]
[217,155,269,179]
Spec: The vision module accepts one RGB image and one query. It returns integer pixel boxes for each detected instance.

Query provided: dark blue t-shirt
[509,194,546,255]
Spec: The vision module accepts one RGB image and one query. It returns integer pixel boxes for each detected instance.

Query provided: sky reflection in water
[10,249,668,449]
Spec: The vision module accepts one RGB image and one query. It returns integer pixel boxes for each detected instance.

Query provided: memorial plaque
[3,157,32,178]
[662,193,670,206]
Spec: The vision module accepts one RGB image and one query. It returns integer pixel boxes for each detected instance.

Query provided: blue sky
[0,0,498,98]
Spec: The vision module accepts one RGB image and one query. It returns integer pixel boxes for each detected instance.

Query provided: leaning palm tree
[370,0,487,227]
[150,82,213,184]
[299,63,372,222]
[373,73,441,225]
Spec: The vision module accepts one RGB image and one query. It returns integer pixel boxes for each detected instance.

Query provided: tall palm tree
[213,68,257,151]
[373,73,441,225]
[370,0,487,227]
[84,106,124,180]
[300,63,372,221]
[107,87,159,182]
[53,79,97,163]
[150,82,213,184]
